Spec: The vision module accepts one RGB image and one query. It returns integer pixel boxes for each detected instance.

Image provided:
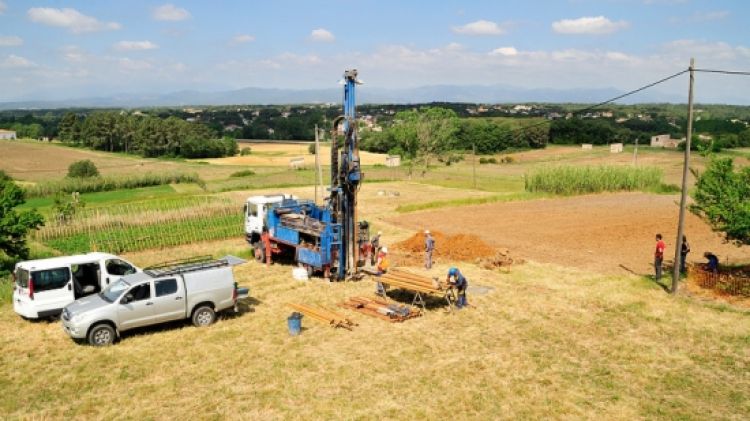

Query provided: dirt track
[391,193,750,276]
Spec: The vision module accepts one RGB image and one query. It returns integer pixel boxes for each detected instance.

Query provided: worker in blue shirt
[446,267,468,309]
[704,251,719,274]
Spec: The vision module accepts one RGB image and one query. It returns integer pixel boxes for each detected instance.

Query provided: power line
[694,68,750,76]
[499,68,690,143]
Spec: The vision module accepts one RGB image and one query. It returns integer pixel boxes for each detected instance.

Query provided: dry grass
[0,139,241,182]
[204,142,388,167]
[1,144,749,419]
[1,252,748,419]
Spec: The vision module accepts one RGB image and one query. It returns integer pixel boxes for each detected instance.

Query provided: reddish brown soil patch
[390,193,750,276]
[392,230,494,266]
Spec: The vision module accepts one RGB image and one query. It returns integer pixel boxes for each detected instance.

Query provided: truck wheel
[88,323,115,347]
[192,306,216,327]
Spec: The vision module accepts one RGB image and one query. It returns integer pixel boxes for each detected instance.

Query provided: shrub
[479,157,499,165]
[525,165,663,195]
[500,156,514,164]
[230,169,256,178]
[308,143,317,155]
[67,160,99,178]
[240,147,252,156]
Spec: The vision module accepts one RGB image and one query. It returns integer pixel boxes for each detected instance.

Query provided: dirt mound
[392,230,495,266]
[477,248,524,271]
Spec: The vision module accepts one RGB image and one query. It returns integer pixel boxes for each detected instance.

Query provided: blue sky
[0,0,748,102]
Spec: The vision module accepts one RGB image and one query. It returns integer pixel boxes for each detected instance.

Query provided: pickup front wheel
[192,306,216,327]
[88,323,116,346]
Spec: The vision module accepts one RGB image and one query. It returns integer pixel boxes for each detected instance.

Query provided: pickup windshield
[100,279,130,303]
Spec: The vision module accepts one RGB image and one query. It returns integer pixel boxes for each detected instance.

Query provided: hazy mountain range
[0,84,687,110]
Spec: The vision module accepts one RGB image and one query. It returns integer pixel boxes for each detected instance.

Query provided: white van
[13,252,140,319]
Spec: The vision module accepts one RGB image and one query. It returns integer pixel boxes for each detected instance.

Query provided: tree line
[58,112,237,158]
[360,108,549,161]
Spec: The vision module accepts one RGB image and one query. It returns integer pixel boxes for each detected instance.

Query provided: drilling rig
[243,69,366,280]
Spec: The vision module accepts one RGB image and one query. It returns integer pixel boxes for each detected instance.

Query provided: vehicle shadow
[114,296,262,343]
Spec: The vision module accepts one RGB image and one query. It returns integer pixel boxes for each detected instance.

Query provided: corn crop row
[524,165,663,195]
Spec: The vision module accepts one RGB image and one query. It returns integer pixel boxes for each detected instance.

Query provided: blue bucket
[287,312,303,336]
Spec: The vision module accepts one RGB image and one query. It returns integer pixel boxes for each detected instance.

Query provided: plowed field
[391,193,750,275]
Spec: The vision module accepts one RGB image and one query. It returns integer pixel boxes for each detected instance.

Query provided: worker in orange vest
[375,246,389,295]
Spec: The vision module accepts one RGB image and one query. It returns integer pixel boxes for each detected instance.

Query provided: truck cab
[244,194,297,245]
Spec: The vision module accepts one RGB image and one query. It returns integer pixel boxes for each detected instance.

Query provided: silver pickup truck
[61,255,247,346]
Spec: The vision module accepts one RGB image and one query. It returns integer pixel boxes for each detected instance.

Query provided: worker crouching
[446,267,468,309]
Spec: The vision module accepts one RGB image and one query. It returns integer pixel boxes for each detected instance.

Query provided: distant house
[610,143,623,153]
[581,144,593,150]
[385,155,401,167]
[650,134,684,148]
[0,129,17,140]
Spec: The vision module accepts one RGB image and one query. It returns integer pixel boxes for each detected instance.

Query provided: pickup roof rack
[144,255,246,277]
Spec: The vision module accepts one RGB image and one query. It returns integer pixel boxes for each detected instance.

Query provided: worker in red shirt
[261,227,272,267]
[654,233,665,281]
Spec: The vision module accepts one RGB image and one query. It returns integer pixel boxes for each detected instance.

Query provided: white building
[650,134,684,148]
[0,129,17,140]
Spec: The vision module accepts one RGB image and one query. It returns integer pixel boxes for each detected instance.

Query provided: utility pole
[633,138,639,166]
[314,124,321,205]
[472,144,477,189]
[672,58,695,294]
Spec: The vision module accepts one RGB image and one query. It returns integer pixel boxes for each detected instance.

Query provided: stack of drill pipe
[376,269,443,295]
[340,296,421,322]
[286,303,357,330]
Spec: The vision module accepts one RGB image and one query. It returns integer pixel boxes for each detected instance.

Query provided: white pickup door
[117,281,157,330]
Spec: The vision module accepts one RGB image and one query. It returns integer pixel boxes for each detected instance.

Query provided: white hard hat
[381,246,388,253]
[424,230,430,234]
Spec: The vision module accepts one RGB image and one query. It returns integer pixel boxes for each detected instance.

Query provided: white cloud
[114,41,159,51]
[552,16,629,35]
[153,4,190,21]
[118,58,153,72]
[452,20,506,36]
[309,28,335,42]
[0,1,6,14]
[669,10,729,24]
[27,7,121,33]
[1,54,35,68]
[60,45,86,62]
[231,34,255,44]
[0,36,23,47]
[490,47,518,56]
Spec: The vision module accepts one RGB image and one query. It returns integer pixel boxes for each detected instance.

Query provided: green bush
[67,160,99,178]
[230,169,256,178]
[479,157,498,164]
[240,147,252,156]
[25,172,204,198]
[308,143,317,155]
[500,156,514,164]
[525,165,663,195]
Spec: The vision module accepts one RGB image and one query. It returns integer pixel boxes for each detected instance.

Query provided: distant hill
[0,84,686,110]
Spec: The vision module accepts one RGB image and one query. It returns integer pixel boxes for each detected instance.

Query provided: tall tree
[0,171,44,260]
[690,157,750,245]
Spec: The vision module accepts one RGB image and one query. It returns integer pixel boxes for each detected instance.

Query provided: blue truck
[244,69,367,280]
